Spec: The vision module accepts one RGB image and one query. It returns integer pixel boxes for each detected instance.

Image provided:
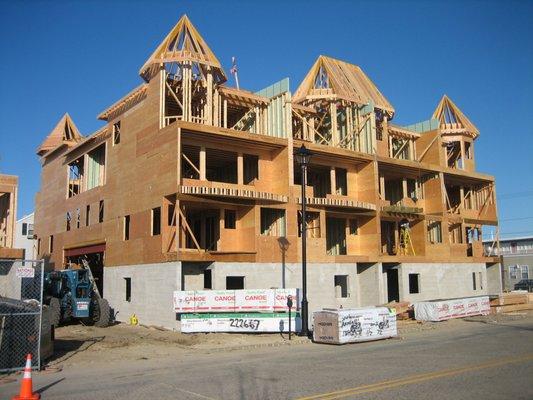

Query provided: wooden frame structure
[33,15,499,271]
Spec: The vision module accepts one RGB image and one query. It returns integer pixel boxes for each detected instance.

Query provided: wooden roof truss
[432,95,479,138]
[37,113,83,157]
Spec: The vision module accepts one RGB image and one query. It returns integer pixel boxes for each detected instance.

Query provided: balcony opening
[68,156,84,198]
[427,220,442,244]
[184,209,219,251]
[181,144,200,179]
[445,141,463,169]
[87,144,106,190]
[390,137,412,160]
[335,168,347,195]
[385,179,403,205]
[295,164,331,198]
[206,148,237,184]
[297,211,320,238]
[449,223,463,244]
[224,209,236,229]
[260,208,286,237]
[381,220,396,255]
[326,217,346,255]
[243,154,259,185]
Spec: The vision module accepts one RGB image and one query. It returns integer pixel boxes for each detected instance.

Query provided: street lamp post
[295,144,312,337]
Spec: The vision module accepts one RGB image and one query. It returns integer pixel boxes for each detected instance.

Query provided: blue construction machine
[43,259,111,327]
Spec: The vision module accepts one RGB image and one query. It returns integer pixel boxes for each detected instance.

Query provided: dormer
[292,56,394,155]
[433,95,478,171]
[37,113,83,157]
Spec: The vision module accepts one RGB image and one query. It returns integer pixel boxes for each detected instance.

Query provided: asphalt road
[2,317,533,400]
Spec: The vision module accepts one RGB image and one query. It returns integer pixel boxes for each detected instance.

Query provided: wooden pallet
[490,303,533,314]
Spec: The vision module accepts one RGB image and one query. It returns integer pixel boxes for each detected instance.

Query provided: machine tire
[48,297,61,327]
[94,297,111,328]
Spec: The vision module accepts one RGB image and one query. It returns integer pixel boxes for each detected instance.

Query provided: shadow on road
[46,336,105,365]
[37,377,65,394]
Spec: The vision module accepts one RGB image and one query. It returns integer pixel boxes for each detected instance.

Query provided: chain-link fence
[0,259,45,372]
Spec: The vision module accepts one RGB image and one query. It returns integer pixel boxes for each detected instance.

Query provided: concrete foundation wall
[103,260,501,331]
[486,262,503,294]
[104,262,181,330]
[357,263,382,306]
[399,263,487,302]
[211,262,360,322]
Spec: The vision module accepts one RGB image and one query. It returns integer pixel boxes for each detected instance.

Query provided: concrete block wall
[356,263,383,306]
[399,263,487,302]
[211,262,360,321]
[104,262,181,330]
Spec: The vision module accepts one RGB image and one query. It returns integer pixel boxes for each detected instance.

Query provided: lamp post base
[300,299,309,337]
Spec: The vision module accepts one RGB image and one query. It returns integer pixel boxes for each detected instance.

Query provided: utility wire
[500,216,533,222]
[498,190,533,200]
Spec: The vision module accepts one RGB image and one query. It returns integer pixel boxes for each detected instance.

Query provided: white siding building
[15,213,36,261]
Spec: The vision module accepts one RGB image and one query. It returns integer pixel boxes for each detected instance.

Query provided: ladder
[399,224,416,256]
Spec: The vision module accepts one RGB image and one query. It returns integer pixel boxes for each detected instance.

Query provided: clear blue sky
[1,0,532,239]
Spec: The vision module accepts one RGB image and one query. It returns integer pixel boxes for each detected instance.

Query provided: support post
[200,147,206,181]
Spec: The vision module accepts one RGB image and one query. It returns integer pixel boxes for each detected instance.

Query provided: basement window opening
[204,269,212,289]
[226,276,244,290]
[124,215,130,241]
[409,273,420,294]
[224,209,236,229]
[152,207,161,236]
[124,277,131,302]
[334,275,349,298]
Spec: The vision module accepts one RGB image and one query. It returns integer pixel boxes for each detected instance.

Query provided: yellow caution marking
[295,353,533,400]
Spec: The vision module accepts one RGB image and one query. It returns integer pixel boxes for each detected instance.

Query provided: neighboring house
[0,174,24,260]
[15,213,36,261]
[484,237,533,291]
[34,15,501,330]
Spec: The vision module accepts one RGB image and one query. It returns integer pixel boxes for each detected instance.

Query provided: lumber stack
[383,301,412,320]
[490,292,532,314]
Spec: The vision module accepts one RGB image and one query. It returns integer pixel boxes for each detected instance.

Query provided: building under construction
[1,174,23,260]
[34,15,501,329]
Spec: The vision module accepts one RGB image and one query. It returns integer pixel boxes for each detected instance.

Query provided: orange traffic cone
[12,354,40,400]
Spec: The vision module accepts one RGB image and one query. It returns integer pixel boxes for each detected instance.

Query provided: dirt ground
[44,311,532,369]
